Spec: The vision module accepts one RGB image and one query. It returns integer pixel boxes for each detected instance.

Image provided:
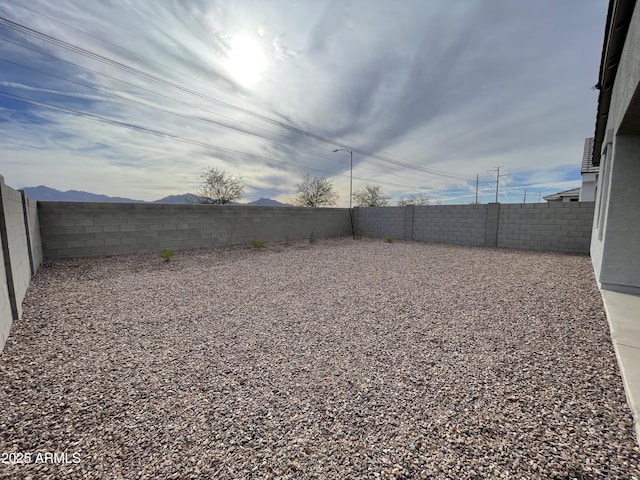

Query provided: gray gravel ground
[1,237,639,479]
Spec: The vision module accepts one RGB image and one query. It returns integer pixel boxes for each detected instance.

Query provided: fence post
[20,190,35,276]
[352,207,360,238]
[403,205,415,241]
[484,203,499,247]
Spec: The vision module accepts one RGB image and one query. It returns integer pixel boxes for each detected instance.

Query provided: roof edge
[592,0,637,166]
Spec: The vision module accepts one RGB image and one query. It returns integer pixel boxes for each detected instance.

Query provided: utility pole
[523,189,527,204]
[488,167,502,203]
[475,174,479,204]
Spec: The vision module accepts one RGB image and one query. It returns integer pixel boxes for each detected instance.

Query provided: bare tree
[353,184,390,207]
[397,193,430,206]
[294,175,338,207]
[198,168,245,204]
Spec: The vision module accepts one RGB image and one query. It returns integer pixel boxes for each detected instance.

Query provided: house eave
[592,0,637,166]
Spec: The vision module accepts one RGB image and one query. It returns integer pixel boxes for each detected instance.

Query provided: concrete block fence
[0,176,43,352]
[38,202,353,259]
[497,203,595,252]
[354,202,595,254]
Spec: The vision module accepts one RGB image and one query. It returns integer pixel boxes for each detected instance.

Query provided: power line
[0,44,478,189]
[0,35,352,159]
[0,56,380,176]
[3,0,477,182]
[3,0,270,111]
[0,91,341,176]
[0,54,442,188]
[0,13,475,182]
[0,91,435,192]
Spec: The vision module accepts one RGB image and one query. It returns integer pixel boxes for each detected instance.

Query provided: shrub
[251,240,266,249]
[384,237,394,243]
[159,249,175,262]
[308,232,316,244]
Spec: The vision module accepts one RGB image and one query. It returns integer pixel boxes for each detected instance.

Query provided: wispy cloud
[0,0,606,204]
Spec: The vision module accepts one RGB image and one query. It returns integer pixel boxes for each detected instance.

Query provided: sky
[0,0,608,206]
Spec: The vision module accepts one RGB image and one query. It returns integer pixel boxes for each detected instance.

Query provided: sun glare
[226,35,267,87]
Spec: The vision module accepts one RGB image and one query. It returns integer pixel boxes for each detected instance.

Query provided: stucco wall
[596,136,640,293]
[580,173,597,202]
[38,202,353,259]
[591,3,640,294]
[608,4,640,136]
[355,202,595,253]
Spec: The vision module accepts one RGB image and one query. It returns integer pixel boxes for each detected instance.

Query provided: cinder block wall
[0,176,43,352]
[353,206,405,238]
[413,205,487,246]
[38,202,353,258]
[354,205,488,244]
[498,203,595,253]
[354,202,595,253]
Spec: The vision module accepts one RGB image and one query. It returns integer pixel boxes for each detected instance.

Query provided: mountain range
[21,186,291,206]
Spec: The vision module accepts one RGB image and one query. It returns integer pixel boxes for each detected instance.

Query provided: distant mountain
[152,193,204,204]
[22,186,144,203]
[21,186,290,206]
[152,196,289,206]
[246,197,291,207]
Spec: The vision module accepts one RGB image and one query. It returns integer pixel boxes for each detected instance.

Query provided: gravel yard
[1,237,639,479]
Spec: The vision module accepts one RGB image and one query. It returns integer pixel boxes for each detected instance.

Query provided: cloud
[272,35,296,61]
[0,0,607,205]
[0,81,103,101]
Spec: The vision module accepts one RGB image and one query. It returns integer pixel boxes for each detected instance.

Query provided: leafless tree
[198,168,245,204]
[397,193,430,206]
[294,175,338,207]
[353,184,391,207]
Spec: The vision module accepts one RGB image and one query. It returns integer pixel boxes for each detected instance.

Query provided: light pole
[333,148,353,208]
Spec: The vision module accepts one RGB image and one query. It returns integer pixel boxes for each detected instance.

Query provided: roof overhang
[592,0,637,166]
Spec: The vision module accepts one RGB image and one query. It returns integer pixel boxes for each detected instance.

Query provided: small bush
[251,240,266,249]
[384,237,394,243]
[308,232,316,244]
[159,249,175,262]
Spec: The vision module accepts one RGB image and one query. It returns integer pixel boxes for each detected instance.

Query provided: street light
[333,148,353,209]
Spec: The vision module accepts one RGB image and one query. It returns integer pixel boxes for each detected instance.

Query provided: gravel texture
[1,237,639,479]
